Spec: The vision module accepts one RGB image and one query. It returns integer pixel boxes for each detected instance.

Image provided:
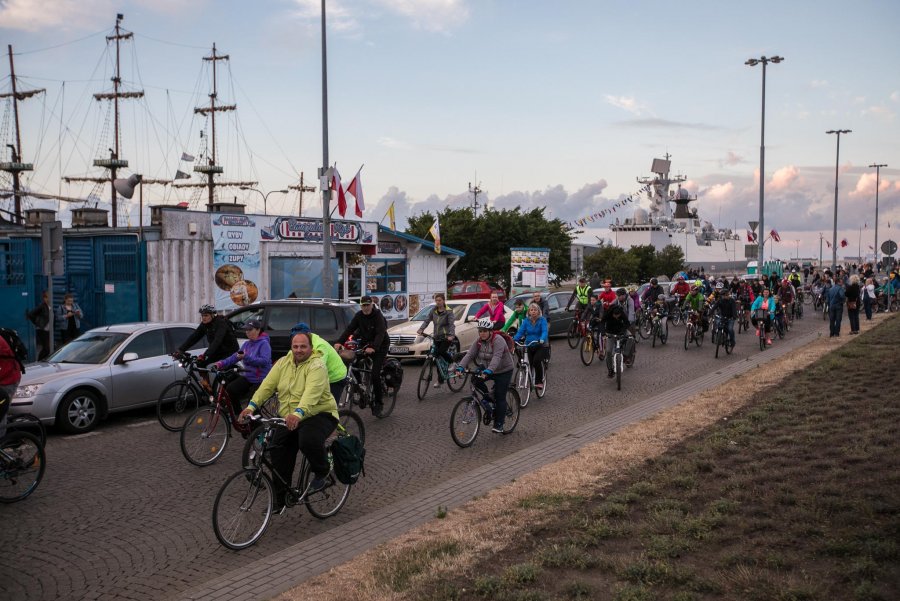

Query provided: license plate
[389,346,409,354]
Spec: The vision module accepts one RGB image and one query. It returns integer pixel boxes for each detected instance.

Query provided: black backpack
[0,327,28,374]
[381,357,404,389]
[330,434,365,485]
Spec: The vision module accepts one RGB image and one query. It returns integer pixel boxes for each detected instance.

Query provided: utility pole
[468,181,482,217]
[869,163,887,268]
[826,129,851,269]
[289,172,317,217]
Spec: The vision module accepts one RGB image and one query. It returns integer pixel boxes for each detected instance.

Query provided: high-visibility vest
[576,284,591,305]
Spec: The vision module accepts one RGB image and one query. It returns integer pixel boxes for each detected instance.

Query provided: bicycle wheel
[0,431,45,503]
[580,334,594,366]
[338,409,366,446]
[241,425,267,468]
[299,456,351,519]
[6,413,47,448]
[695,328,704,347]
[450,398,481,448]
[516,365,532,408]
[725,336,734,355]
[446,365,468,393]
[416,359,433,401]
[157,381,202,432]
[535,362,548,398]
[502,388,521,434]
[566,321,579,349]
[180,406,230,467]
[377,379,398,418]
[776,320,785,339]
[651,323,658,348]
[213,468,274,550]
[615,353,623,391]
[683,325,691,350]
[660,320,669,345]
[759,329,766,351]
[639,315,652,339]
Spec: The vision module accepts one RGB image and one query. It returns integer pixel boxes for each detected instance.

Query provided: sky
[2,0,900,262]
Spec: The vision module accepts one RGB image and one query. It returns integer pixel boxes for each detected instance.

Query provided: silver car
[10,322,206,434]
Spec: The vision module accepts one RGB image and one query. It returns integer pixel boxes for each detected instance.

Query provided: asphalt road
[0,313,829,601]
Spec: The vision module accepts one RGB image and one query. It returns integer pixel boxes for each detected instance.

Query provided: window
[547,295,560,311]
[467,301,485,318]
[228,308,265,332]
[267,306,302,331]
[122,329,167,359]
[449,283,463,295]
[366,259,406,294]
[465,283,481,294]
[168,327,206,353]
[312,307,337,332]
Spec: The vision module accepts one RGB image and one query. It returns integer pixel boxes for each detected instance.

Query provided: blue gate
[0,236,42,359]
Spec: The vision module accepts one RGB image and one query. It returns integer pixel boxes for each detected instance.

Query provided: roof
[377,225,465,256]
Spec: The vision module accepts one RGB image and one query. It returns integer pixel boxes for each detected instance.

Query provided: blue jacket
[750,295,776,318]
[825,284,846,308]
[514,316,548,346]
[216,332,272,384]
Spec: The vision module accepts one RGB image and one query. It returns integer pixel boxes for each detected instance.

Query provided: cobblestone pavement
[0,314,834,601]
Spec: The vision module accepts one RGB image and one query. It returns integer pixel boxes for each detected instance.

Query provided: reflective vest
[575,284,591,305]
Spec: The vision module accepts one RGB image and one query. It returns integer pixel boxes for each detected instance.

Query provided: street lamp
[869,163,887,269]
[746,55,783,273]
[240,186,288,215]
[794,239,800,261]
[826,129,851,269]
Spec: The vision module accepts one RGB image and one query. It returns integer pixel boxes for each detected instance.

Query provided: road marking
[126,420,158,428]
[58,431,102,440]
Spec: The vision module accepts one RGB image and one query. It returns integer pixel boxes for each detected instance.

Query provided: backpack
[479,330,514,355]
[330,434,365,485]
[0,327,28,374]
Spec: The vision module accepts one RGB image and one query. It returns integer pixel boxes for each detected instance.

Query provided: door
[346,265,363,303]
[110,328,174,409]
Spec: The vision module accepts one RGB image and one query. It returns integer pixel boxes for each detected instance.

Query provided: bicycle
[650,307,669,347]
[566,309,588,349]
[669,296,684,326]
[579,323,604,366]
[6,412,47,448]
[682,309,704,349]
[711,314,734,358]
[212,415,353,550]
[754,308,769,351]
[605,334,634,391]
[0,427,45,503]
[179,366,279,467]
[339,347,397,418]
[513,340,549,407]
[157,352,211,432]
[637,310,653,340]
[450,369,521,447]
[416,334,465,400]
[773,309,787,339]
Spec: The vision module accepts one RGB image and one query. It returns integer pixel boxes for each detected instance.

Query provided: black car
[504,291,575,337]
[226,299,360,357]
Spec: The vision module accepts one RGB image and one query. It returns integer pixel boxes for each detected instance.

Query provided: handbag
[847,300,857,310]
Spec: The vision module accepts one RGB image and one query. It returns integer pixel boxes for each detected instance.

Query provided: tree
[407,206,574,288]
[655,244,686,278]
[583,245,639,285]
[629,244,658,283]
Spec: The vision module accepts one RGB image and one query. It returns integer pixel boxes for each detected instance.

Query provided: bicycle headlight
[14,384,42,399]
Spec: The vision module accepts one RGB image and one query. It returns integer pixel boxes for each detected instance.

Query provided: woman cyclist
[416,293,458,388]
[750,287,776,345]
[212,319,272,416]
[514,303,550,391]
[474,292,505,330]
[456,317,515,434]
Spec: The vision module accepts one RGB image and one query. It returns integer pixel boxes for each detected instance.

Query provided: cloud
[374,0,470,32]
[377,136,412,151]
[290,0,359,33]
[849,172,893,198]
[0,0,115,32]
[720,151,745,167]
[769,165,800,190]
[614,118,724,131]
[862,105,896,122]
[604,95,651,116]
[810,80,829,88]
[702,182,735,202]
[377,135,478,154]
[891,91,899,102]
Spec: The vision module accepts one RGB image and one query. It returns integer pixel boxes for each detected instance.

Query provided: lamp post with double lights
[826,129,851,269]
[240,186,288,216]
[869,163,887,269]
[745,55,783,272]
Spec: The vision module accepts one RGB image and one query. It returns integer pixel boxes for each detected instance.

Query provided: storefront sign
[377,241,405,255]
[211,214,272,311]
[510,247,550,296]
[268,217,377,245]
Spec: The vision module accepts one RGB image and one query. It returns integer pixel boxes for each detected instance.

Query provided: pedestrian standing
[862,277,876,320]
[825,278,846,337]
[26,290,51,360]
[57,293,83,344]
[0,333,23,438]
[845,275,861,334]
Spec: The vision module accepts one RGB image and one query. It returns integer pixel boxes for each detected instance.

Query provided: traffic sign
[882,240,897,256]
[748,221,759,232]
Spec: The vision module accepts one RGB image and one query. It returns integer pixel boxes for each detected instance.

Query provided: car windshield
[410,303,466,321]
[47,332,130,364]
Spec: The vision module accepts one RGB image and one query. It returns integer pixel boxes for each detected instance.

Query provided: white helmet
[476,317,494,330]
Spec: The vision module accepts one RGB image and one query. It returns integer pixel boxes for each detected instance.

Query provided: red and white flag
[329,166,347,217]
[346,166,365,218]
[770,229,781,242]
[746,230,757,242]
[840,238,848,248]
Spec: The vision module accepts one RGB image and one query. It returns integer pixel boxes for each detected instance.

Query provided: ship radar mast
[636,153,694,221]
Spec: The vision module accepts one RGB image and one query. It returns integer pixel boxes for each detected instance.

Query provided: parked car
[226,298,360,358]
[386,299,512,360]
[447,281,507,302]
[633,281,675,302]
[10,322,206,434]
[504,291,575,337]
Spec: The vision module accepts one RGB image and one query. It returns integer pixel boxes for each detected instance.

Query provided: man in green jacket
[291,322,348,403]
[241,331,339,513]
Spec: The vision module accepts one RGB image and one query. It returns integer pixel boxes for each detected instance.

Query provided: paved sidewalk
[181,327,825,601]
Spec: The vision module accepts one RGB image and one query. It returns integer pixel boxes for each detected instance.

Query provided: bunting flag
[329,166,347,217]
[346,166,365,218]
[770,229,781,242]
[564,183,652,229]
[387,201,396,231]
[840,239,848,248]
[428,215,441,254]
[180,152,195,162]
[869,245,875,250]
[826,240,832,248]
[174,170,190,180]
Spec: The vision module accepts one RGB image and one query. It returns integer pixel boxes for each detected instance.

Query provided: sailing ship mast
[175,43,256,208]
[63,13,144,228]
[0,45,45,225]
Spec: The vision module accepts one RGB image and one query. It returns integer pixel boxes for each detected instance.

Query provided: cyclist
[598,280,617,309]
[530,291,550,317]
[0,331,23,438]
[750,287,776,345]
[502,298,527,336]
[239,331,339,513]
[682,285,705,313]
[417,292,457,388]
[474,292,505,330]
[456,317,515,434]
[211,319,272,417]
[641,278,665,307]
[291,322,347,402]
[788,268,802,289]
[335,295,389,416]
[628,286,642,318]
[614,287,638,338]
[600,303,634,377]
[176,304,240,370]
[513,303,550,391]
[710,287,737,348]
[671,275,691,300]
[778,278,796,323]
[566,277,593,317]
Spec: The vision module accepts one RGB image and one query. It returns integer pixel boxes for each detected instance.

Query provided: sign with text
[510,247,550,296]
[266,217,377,246]
[211,214,273,311]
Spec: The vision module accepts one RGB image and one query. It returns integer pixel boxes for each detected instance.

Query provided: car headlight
[14,384,43,399]
[415,335,425,344]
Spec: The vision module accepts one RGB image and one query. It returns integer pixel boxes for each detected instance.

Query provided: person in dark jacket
[825,278,846,337]
[212,319,272,415]
[845,274,861,334]
[334,295,389,415]
[176,304,239,368]
[26,290,51,360]
[600,304,634,377]
[710,287,738,348]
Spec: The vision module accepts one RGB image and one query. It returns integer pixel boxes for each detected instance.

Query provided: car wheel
[57,389,102,434]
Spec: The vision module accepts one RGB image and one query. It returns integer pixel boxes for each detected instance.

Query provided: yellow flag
[387,202,396,231]
[429,215,441,254]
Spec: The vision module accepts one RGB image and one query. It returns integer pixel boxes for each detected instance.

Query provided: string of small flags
[565,184,651,229]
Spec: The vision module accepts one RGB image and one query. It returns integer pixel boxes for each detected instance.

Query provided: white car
[386,299,512,360]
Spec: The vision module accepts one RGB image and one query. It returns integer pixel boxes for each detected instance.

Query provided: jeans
[863,295,873,320]
[329,380,346,406]
[829,304,844,336]
[477,370,512,428]
[847,306,860,333]
[723,318,735,346]
[269,412,338,504]
[526,344,550,384]
[36,329,50,361]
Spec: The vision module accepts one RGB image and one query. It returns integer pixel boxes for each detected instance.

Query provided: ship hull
[613,228,747,272]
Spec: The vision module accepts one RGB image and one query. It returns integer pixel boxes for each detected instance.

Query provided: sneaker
[491,424,505,434]
[607,370,615,378]
[306,476,327,495]
[766,338,772,345]
[371,403,383,417]
[433,380,442,388]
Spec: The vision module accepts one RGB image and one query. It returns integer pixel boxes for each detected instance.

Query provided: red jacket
[598,289,617,309]
[0,336,22,387]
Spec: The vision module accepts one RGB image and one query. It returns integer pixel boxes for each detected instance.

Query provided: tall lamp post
[869,163,887,269]
[746,55,783,272]
[794,239,800,261]
[826,129,851,269]
[240,186,288,215]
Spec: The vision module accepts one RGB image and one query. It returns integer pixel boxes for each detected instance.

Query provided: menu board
[510,247,550,296]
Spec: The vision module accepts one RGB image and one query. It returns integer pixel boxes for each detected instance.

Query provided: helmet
[199,304,216,315]
[715,282,724,290]
[791,268,798,273]
[677,275,685,281]
[650,278,658,285]
[476,317,494,330]
[616,288,627,296]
